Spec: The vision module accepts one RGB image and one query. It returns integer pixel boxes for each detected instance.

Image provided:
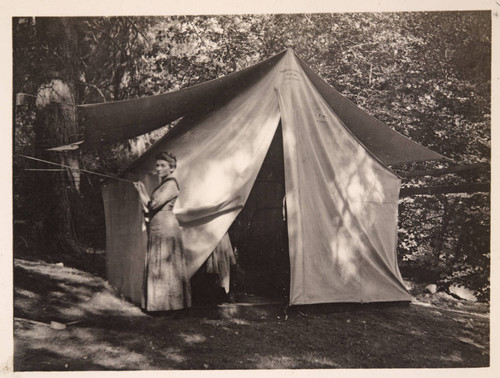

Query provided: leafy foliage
[398,193,490,300]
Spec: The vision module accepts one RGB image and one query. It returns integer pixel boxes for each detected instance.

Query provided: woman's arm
[134,182,150,208]
[148,179,179,212]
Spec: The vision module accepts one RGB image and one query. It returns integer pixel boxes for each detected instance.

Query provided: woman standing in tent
[134,152,191,312]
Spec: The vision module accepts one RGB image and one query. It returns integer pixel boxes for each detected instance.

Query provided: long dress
[142,177,191,311]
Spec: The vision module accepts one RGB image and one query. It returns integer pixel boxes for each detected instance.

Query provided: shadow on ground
[13,258,490,371]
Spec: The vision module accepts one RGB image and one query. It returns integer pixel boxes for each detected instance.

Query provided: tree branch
[85,20,129,58]
[78,81,107,102]
[125,17,151,46]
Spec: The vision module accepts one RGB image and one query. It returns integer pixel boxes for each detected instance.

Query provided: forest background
[12,12,491,300]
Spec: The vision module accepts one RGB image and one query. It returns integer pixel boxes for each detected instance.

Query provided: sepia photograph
[6,1,495,374]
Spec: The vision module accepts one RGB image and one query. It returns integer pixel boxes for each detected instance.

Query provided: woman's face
[156,159,174,179]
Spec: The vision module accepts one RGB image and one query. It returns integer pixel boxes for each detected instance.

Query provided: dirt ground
[13,257,489,371]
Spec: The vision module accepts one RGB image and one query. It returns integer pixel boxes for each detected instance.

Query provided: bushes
[398,193,490,301]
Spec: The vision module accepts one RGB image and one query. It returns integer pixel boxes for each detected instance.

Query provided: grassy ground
[13,257,489,371]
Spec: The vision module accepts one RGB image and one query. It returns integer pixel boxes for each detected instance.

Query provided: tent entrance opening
[228,122,290,302]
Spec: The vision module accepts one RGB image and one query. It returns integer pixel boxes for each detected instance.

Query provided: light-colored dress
[142,177,191,311]
[206,233,236,293]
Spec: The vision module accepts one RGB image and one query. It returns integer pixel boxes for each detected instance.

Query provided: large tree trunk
[33,18,83,254]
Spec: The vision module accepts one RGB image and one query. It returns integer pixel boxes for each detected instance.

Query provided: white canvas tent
[91,50,445,305]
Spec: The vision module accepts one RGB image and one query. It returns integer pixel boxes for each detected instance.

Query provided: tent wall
[276,52,410,304]
[102,180,148,304]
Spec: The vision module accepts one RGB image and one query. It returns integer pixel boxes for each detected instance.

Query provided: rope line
[14,153,134,183]
[23,168,65,172]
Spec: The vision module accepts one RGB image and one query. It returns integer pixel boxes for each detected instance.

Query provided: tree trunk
[33,18,83,254]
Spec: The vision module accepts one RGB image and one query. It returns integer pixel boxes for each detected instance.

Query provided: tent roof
[79,49,445,166]
[79,51,286,145]
[296,55,446,165]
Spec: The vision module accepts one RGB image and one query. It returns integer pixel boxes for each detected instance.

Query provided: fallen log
[398,163,490,178]
[400,182,490,196]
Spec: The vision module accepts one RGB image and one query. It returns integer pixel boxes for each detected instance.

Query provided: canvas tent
[88,49,445,306]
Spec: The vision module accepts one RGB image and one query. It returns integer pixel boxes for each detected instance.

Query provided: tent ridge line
[79,50,289,108]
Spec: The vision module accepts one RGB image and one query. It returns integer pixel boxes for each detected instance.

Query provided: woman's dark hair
[155,151,177,169]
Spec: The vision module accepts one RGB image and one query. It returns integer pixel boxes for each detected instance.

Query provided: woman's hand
[134,181,150,206]
[134,181,145,191]
[134,181,148,195]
